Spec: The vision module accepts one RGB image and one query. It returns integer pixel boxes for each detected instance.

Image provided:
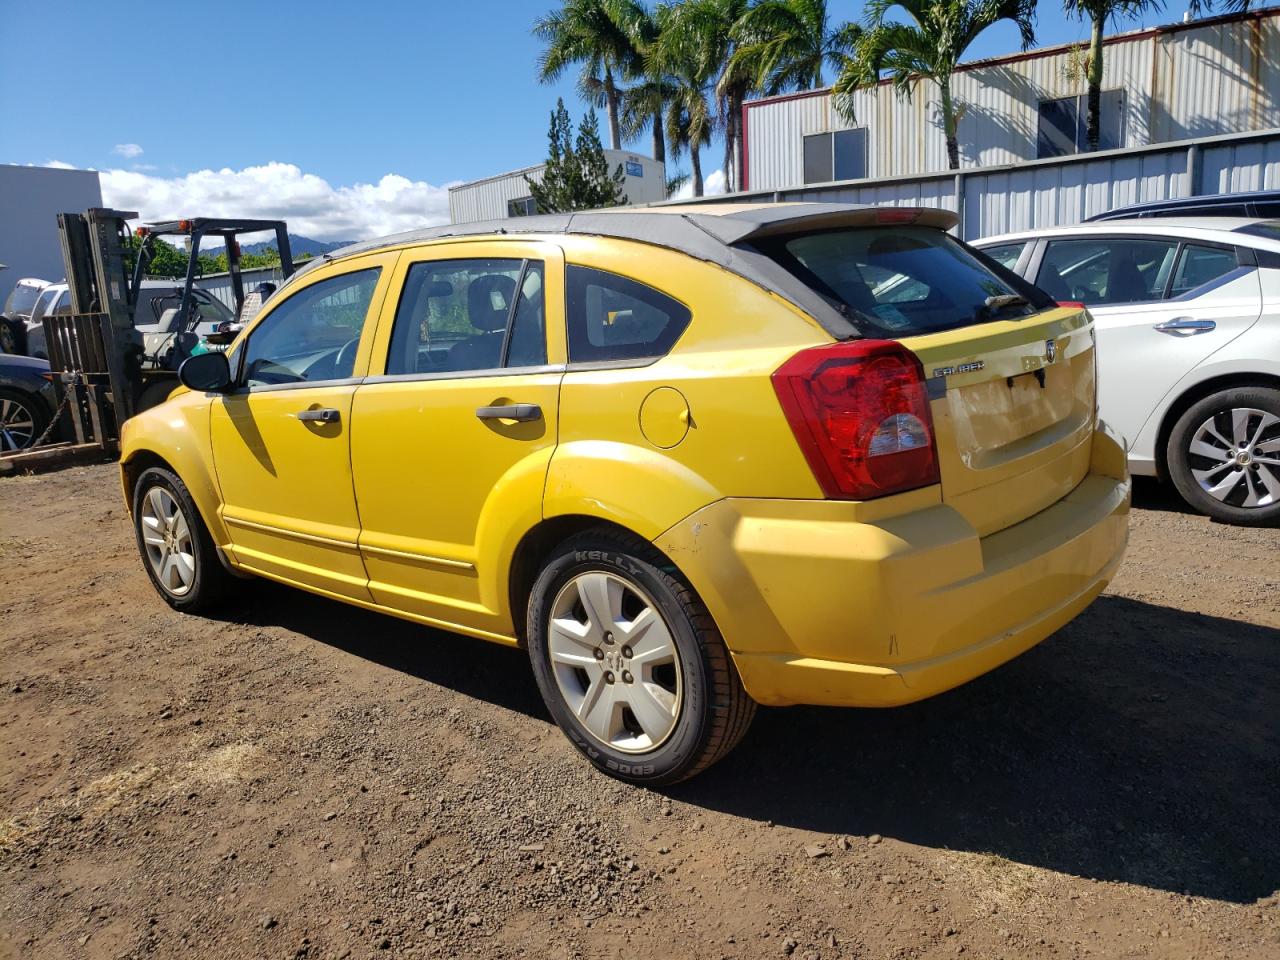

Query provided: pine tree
[526,99,626,214]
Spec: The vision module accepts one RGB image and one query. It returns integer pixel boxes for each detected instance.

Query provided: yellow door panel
[353,375,560,635]
[213,386,370,599]
[210,252,399,600]
[351,240,566,636]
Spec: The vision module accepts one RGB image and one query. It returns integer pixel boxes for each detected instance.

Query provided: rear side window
[1169,244,1237,297]
[566,266,691,363]
[756,227,1037,337]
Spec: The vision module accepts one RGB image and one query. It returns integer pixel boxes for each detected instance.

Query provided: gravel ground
[1,464,1277,960]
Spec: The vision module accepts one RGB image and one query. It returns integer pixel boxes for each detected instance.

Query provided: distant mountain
[239,234,354,258]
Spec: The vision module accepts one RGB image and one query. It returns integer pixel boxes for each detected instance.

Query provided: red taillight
[772,340,940,501]
[1056,300,1087,310]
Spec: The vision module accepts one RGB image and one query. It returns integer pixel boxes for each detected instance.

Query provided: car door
[350,241,565,637]
[209,253,398,600]
[1033,235,1262,450]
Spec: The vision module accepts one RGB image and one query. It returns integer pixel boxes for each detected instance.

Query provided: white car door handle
[1154,317,1216,335]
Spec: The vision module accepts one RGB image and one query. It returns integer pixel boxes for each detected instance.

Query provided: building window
[802,128,868,185]
[507,196,537,217]
[1036,91,1124,158]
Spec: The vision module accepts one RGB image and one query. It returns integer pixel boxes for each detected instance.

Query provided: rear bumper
[656,421,1130,708]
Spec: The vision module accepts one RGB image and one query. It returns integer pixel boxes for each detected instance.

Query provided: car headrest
[467,274,515,333]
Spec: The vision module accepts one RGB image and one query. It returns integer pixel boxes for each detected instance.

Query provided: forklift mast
[5,209,295,470]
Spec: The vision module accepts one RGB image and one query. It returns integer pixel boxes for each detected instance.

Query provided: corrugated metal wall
[745,10,1280,191]
[683,129,1280,241]
[449,152,667,223]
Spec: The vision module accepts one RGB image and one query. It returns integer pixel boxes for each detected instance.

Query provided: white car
[976,218,1280,525]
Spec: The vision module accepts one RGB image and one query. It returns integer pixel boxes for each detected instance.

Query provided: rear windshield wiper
[977,293,1029,321]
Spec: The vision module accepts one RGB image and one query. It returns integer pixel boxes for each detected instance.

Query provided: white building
[742,7,1280,192]
[0,164,103,302]
[449,150,666,224]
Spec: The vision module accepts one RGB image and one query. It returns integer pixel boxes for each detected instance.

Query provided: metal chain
[28,372,82,449]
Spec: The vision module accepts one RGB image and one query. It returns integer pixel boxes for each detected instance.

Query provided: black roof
[1086,191,1280,222]
[287,203,959,340]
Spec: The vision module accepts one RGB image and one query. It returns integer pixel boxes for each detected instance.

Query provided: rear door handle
[1154,317,1216,335]
[295,407,340,423]
[476,403,542,422]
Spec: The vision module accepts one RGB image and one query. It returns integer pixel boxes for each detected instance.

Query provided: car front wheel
[526,529,755,785]
[1167,385,1280,526]
[132,466,232,612]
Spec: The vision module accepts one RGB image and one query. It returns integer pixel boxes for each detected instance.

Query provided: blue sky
[1,0,1194,239]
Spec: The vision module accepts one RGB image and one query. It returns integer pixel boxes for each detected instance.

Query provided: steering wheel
[333,336,361,378]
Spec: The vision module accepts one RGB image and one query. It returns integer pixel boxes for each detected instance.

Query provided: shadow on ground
[1130,476,1198,515]
[225,586,1279,905]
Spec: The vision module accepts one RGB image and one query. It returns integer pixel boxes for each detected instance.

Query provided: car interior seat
[448,274,515,371]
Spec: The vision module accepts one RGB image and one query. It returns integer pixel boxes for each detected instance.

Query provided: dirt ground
[1,463,1277,960]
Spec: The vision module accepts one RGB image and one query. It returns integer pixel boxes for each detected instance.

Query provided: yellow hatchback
[121,203,1130,784]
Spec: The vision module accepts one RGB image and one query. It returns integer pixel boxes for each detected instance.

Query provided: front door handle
[1154,317,1216,335]
[295,407,341,423]
[476,403,542,422]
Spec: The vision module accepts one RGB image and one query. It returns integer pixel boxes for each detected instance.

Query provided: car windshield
[1236,220,1280,242]
[4,283,45,316]
[754,226,1043,337]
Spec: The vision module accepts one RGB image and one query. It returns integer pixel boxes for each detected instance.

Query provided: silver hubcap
[0,396,36,451]
[547,571,682,754]
[1187,407,1280,508]
[140,487,196,596]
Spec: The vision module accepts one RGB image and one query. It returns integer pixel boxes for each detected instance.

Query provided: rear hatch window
[753,226,1050,337]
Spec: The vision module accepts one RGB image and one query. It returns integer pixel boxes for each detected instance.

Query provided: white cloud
[671,167,727,201]
[99,162,456,242]
[113,143,144,159]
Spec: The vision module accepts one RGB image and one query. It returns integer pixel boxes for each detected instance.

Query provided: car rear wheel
[0,388,49,452]
[1167,386,1280,526]
[132,466,232,612]
[526,529,755,785]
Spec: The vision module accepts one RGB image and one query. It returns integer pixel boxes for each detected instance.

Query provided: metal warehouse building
[0,164,102,303]
[742,7,1279,191]
[449,150,666,224]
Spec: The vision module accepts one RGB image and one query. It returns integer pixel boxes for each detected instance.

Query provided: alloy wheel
[139,487,196,596]
[0,395,37,451]
[1186,407,1280,509]
[547,571,683,754]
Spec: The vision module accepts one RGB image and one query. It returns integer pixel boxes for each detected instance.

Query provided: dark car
[0,353,58,452]
[1086,190,1280,222]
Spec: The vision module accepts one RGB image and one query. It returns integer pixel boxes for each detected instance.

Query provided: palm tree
[650,0,756,193]
[732,0,861,94]
[832,0,1037,171]
[1063,0,1162,152]
[613,0,675,163]
[534,0,643,150]
[654,3,718,199]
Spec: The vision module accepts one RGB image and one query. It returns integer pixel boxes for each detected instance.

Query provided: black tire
[0,387,50,452]
[131,466,232,612]
[1167,385,1280,526]
[527,528,755,785]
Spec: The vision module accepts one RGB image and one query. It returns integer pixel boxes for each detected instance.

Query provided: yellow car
[121,203,1130,784]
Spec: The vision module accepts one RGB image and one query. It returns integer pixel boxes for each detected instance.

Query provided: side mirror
[203,320,242,345]
[178,351,232,393]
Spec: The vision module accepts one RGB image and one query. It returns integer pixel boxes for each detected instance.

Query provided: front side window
[566,266,691,363]
[756,226,1038,337]
[243,267,380,386]
[1169,244,1238,297]
[386,258,547,375]
[1037,238,1177,305]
